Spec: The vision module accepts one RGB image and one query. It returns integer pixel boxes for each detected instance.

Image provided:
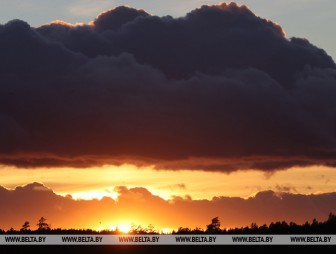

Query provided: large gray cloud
[1,2,336,171]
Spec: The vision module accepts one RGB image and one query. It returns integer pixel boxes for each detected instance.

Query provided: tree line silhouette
[2,213,336,234]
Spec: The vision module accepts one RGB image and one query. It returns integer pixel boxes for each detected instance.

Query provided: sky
[0,0,335,60]
[1,1,336,232]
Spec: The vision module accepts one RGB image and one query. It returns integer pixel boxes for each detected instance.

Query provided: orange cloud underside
[1,165,336,201]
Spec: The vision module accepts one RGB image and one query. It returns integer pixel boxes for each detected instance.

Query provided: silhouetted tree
[328,212,336,222]
[130,225,143,234]
[193,227,204,234]
[175,227,193,234]
[250,223,258,230]
[8,227,15,233]
[37,217,50,231]
[20,221,30,232]
[206,217,221,233]
[145,224,157,234]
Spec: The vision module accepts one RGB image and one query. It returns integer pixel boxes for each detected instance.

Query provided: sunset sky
[1,1,336,232]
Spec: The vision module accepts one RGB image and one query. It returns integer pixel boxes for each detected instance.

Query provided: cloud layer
[1,182,336,230]
[1,3,336,171]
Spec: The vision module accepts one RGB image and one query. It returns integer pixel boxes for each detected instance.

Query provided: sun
[117,224,132,233]
[161,228,174,234]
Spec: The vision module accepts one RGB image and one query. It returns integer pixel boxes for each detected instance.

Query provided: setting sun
[117,224,132,233]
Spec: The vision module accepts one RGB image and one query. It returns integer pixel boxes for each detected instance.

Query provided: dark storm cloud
[92,6,150,32]
[1,183,336,230]
[1,2,336,171]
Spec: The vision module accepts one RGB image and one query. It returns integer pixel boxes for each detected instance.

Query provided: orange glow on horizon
[98,224,132,233]
[1,164,336,231]
[1,164,336,202]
